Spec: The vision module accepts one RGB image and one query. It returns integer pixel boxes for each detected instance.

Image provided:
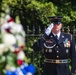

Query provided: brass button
[57,56,59,58]
[57,50,59,53]
[45,49,48,52]
[49,49,52,52]
[56,46,58,48]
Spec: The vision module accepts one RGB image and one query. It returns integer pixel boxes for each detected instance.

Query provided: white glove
[45,23,54,35]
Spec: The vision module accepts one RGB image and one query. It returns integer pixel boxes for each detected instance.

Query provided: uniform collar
[50,32,65,44]
[58,32,65,44]
[52,31,61,39]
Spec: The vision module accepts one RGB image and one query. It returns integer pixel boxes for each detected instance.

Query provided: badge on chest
[63,38,70,47]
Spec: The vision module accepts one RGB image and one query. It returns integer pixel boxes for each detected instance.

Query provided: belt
[45,59,68,64]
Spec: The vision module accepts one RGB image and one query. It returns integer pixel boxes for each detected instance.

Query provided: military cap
[48,16,63,24]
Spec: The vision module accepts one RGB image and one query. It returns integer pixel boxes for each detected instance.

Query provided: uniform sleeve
[70,35,76,75]
[33,33,48,51]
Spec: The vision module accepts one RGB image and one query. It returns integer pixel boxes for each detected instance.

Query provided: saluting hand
[45,23,54,36]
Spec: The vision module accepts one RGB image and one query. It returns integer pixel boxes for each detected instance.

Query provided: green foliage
[56,1,76,26]
[1,0,57,28]
[1,0,76,27]
[6,51,17,67]
[25,1,57,26]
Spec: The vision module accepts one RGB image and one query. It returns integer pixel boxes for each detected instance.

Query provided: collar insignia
[62,36,64,38]
[50,35,53,38]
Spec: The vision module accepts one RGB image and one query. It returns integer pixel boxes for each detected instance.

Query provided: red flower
[14,48,21,54]
[20,45,25,49]
[17,59,24,66]
[5,28,11,33]
[7,18,14,23]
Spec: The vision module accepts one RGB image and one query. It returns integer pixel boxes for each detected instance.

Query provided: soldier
[33,16,76,75]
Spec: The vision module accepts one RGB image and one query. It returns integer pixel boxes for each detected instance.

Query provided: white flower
[16,35,25,46]
[9,45,16,52]
[6,64,16,71]
[26,72,33,75]
[5,14,11,21]
[0,44,5,55]
[17,50,25,60]
[1,23,10,33]
[3,33,16,46]
[16,67,24,75]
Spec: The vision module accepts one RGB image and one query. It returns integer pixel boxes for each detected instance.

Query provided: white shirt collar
[52,31,61,39]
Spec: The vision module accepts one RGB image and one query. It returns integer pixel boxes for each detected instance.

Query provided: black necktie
[56,35,58,39]
[55,35,58,42]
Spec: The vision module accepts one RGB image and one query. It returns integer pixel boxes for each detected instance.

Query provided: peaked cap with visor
[48,16,63,25]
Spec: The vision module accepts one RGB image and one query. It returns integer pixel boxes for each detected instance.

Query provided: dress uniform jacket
[33,32,76,75]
